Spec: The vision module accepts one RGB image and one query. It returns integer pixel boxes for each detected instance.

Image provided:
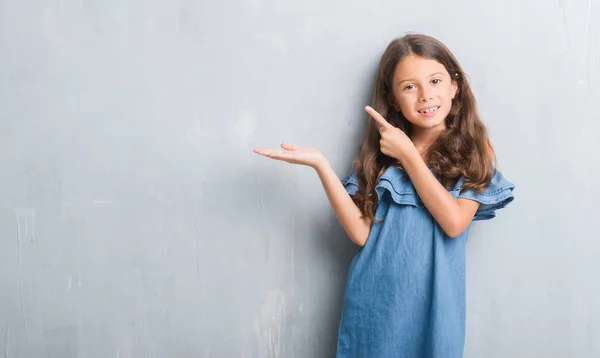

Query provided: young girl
[254,34,514,358]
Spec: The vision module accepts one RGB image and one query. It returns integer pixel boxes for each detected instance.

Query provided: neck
[411,125,446,154]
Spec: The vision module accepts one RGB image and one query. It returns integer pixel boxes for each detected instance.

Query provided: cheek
[396,95,413,111]
[398,97,418,121]
[446,86,456,99]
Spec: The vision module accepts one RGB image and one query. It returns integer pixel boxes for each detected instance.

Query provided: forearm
[314,160,372,246]
[399,147,465,237]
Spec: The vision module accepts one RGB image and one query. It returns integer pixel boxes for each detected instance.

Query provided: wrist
[396,144,420,165]
[312,154,330,172]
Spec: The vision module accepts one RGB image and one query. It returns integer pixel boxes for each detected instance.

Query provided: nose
[419,88,433,102]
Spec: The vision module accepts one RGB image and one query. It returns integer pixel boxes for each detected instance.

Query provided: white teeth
[420,107,438,114]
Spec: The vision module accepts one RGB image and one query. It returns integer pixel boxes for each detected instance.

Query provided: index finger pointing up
[365,106,391,130]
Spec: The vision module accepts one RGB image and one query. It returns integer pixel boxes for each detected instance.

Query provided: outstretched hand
[366,106,413,162]
[254,106,413,168]
[253,143,326,169]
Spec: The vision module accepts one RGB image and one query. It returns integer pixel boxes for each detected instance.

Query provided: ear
[451,80,459,100]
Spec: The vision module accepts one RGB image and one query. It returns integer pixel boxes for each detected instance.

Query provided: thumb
[281,143,298,151]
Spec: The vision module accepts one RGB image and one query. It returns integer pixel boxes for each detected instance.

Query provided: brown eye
[404,84,415,90]
[432,78,441,84]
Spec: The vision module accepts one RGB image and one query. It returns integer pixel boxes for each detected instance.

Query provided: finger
[280,143,298,151]
[365,106,391,130]
[253,148,277,157]
[254,149,292,160]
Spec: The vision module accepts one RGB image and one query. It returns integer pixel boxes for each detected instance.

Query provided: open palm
[253,143,325,168]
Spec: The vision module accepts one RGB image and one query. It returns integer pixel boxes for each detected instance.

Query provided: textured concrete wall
[1,0,598,356]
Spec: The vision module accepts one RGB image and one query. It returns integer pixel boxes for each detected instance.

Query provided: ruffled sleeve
[452,170,515,221]
[341,170,359,196]
[341,167,423,207]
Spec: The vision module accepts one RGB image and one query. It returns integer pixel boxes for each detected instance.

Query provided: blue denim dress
[336,166,515,358]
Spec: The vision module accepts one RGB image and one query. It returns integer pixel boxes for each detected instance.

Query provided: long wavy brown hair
[352,34,495,221]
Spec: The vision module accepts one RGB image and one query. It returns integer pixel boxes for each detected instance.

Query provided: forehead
[393,55,449,81]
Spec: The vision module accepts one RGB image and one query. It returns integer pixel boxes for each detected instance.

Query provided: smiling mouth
[418,106,440,114]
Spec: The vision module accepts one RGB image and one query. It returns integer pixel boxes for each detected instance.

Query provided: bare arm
[400,146,479,238]
[314,160,372,246]
[366,106,479,238]
[253,143,371,246]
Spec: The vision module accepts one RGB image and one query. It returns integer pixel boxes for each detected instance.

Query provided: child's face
[390,55,458,133]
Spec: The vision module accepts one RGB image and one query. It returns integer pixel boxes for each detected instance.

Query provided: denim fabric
[336,166,515,358]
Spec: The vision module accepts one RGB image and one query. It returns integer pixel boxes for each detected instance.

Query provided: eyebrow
[398,72,447,85]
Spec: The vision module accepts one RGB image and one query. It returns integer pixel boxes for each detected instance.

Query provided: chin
[409,118,445,130]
